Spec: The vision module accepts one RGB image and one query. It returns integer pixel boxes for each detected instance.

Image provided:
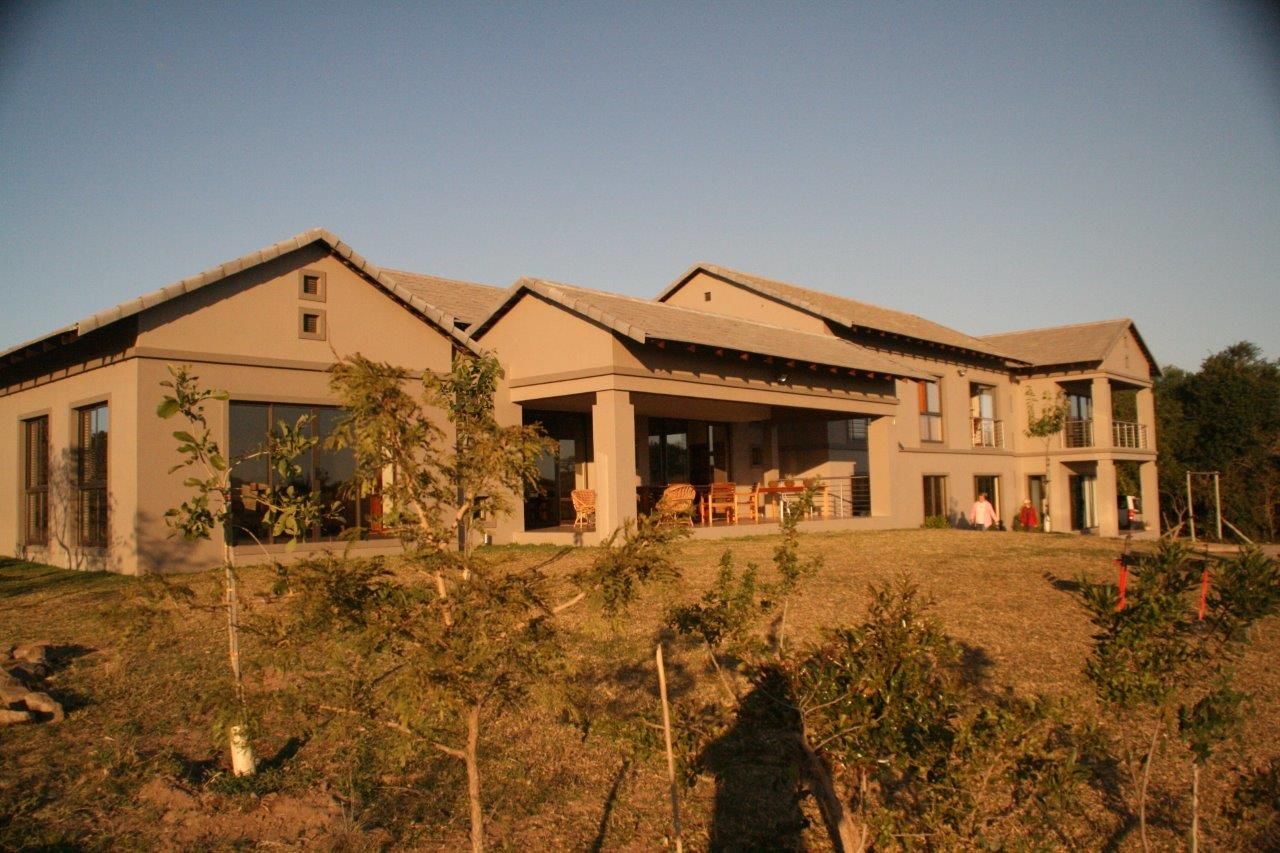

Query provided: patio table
[755,483,828,522]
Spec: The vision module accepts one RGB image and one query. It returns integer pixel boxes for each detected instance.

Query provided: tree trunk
[223,539,255,776]
[465,702,485,853]
[1138,717,1161,853]
[797,719,867,853]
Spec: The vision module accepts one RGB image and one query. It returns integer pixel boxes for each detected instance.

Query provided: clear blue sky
[2,1,1277,370]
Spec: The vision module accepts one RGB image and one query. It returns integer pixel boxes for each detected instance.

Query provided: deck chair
[734,484,760,523]
[571,489,596,529]
[654,484,696,527]
[707,482,738,525]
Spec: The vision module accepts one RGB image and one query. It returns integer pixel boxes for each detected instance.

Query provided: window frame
[75,402,109,548]
[923,474,948,519]
[228,401,380,546]
[21,415,50,546]
[918,379,943,442]
[298,268,328,302]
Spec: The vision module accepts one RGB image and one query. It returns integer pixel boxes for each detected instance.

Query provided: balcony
[1112,420,1148,449]
[1064,418,1094,448]
[970,417,1004,448]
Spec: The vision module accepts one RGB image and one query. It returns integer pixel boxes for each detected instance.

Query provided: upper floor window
[22,416,49,546]
[918,379,943,442]
[77,403,109,548]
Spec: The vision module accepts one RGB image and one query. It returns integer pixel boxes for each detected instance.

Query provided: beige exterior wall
[2,246,456,574]
[1,360,139,573]
[663,272,831,334]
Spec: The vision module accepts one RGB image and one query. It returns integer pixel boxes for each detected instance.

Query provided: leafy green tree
[1156,342,1280,540]
[1025,389,1070,528]
[286,351,683,852]
[158,365,333,775]
[1075,542,1280,850]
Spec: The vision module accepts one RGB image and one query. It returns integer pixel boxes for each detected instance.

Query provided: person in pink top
[968,493,998,530]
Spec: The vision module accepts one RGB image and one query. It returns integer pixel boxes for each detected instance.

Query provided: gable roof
[379,269,505,329]
[980,318,1161,376]
[1,229,480,364]
[659,263,1019,362]
[470,277,928,379]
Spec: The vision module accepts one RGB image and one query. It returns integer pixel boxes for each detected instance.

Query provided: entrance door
[974,475,1001,524]
[1069,473,1098,531]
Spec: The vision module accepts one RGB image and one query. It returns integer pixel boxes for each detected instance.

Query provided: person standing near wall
[1018,498,1039,531]
[969,493,998,531]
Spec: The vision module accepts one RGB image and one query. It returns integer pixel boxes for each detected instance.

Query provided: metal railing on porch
[808,475,872,518]
[1064,418,1094,448]
[1112,420,1148,449]
[970,417,1004,448]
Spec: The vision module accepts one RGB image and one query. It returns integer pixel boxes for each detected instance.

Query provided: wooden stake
[656,644,684,853]
[1116,558,1128,612]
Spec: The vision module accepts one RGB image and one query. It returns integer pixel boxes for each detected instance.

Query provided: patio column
[1136,386,1156,450]
[867,415,893,517]
[1092,377,1113,449]
[592,389,638,534]
[1096,458,1119,537]
[1139,460,1161,535]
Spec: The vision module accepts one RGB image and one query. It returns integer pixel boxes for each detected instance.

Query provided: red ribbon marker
[1198,568,1210,621]
[1115,558,1128,612]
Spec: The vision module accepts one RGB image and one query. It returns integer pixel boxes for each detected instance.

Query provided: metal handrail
[1112,420,1147,449]
[1064,418,1093,448]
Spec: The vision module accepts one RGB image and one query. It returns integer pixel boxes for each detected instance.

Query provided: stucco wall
[662,271,832,335]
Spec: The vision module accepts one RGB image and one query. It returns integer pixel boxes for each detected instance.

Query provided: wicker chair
[571,489,596,529]
[706,482,738,525]
[654,484,696,527]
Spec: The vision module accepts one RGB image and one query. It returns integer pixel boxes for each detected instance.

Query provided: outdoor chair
[654,484,696,527]
[571,489,596,529]
[706,482,738,525]
[734,484,760,523]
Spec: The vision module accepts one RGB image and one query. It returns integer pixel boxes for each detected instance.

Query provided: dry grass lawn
[2,528,1277,850]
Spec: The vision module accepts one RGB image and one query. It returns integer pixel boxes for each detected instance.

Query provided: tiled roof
[471,277,928,379]
[380,269,505,328]
[661,263,1017,361]
[0,229,479,361]
[981,318,1159,374]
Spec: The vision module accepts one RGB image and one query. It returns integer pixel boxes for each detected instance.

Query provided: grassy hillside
[2,529,1277,850]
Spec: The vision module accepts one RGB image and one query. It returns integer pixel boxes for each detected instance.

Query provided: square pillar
[1047,459,1070,533]
[1092,377,1114,449]
[592,389,638,534]
[867,415,893,518]
[1140,460,1161,535]
[1136,387,1156,450]
[1096,458,1119,537]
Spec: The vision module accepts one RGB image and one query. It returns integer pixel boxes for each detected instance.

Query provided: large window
[77,404,109,547]
[229,402,377,545]
[919,380,943,442]
[923,475,948,520]
[648,418,691,485]
[22,416,49,546]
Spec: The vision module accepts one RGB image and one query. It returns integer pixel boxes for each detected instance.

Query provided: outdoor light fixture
[776,372,789,384]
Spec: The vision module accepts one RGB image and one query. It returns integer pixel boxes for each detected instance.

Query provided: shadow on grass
[0,558,122,600]
[588,758,630,853]
[1043,571,1083,594]
[700,667,808,851]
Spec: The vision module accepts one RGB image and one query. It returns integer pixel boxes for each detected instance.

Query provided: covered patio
[468,276,923,545]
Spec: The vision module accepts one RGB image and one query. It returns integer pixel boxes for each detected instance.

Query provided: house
[0,230,1160,574]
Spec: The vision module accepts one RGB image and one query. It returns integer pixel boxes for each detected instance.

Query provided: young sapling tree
[1024,389,1069,531]
[159,365,334,775]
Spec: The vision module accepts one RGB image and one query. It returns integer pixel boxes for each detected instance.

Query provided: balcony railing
[1064,418,1094,448]
[971,417,1004,448]
[1112,420,1148,449]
